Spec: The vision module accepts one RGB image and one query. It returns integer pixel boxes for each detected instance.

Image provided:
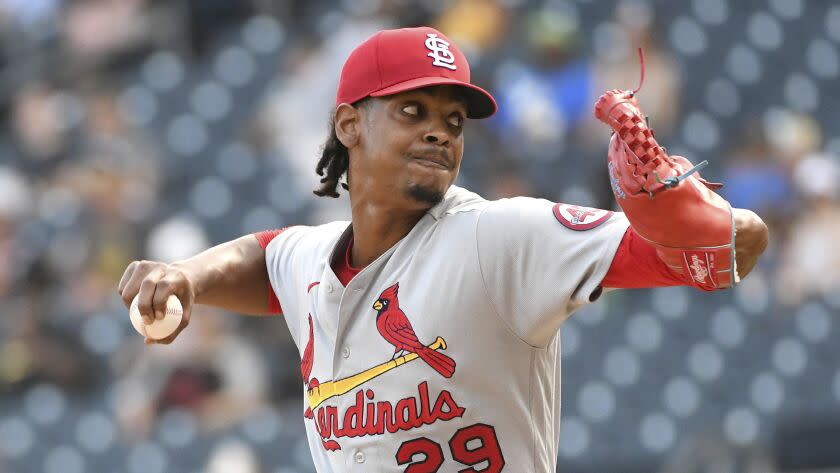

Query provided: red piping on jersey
[255,228,286,249]
[254,228,287,314]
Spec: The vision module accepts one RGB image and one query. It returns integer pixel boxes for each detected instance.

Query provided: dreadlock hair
[313,99,370,198]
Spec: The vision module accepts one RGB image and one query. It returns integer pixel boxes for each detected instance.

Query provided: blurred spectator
[490,6,592,160]
[0,0,59,29]
[776,153,840,305]
[146,216,210,263]
[205,439,264,473]
[763,108,822,166]
[434,0,509,59]
[0,275,97,395]
[10,82,68,165]
[114,306,269,439]
[721,119,794,218]
[484,164,534,200]
[0,164,44,401]
[63,0,153,66]
[586,1,680,142]
[662,433,777,473]
[185,0,256,56]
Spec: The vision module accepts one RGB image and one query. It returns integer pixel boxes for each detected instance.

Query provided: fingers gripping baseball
[117,260,195,344]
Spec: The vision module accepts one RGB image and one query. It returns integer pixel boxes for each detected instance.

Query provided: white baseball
[129,294,183,340]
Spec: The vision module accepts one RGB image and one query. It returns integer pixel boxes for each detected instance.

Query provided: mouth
[373,301,383,311]
[410,153,450,170]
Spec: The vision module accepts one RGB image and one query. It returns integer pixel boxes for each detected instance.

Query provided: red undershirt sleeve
[254,229,286,314]
[600,227,687,289]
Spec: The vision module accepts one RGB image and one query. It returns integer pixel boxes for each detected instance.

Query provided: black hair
[313,99,370,198]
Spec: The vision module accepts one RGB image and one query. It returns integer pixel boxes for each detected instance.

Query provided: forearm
[733,208,769,279]
[173,235,271,315]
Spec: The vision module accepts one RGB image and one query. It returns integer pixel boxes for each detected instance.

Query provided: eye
[448,113,464,127]
[401,104,419,116]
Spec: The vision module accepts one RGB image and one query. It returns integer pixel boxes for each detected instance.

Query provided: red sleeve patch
[552,203,613,231]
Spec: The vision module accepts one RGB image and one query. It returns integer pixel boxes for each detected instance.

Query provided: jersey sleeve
[254,229,287,314]
[600,227,687,288]
[476,198,629,347]
[263,226,313,345]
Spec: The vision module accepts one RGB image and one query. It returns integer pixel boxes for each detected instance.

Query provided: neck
[349,198,428,268]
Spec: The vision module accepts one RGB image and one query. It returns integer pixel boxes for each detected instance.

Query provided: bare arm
[175,235,271,314]
[118,234,272,344]
[733,208,769,280]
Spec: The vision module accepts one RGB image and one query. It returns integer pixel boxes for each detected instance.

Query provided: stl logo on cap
[335,26,498,118]
[425,33,456,71]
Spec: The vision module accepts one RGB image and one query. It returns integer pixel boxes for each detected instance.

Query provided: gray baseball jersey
[265,186,629,472]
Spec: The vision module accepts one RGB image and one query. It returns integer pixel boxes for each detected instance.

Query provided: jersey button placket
[354,450,365,463]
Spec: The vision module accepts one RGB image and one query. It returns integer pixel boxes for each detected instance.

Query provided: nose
[423,130,450,146]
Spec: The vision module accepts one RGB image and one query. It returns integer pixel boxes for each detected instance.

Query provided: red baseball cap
[336,27,497,119]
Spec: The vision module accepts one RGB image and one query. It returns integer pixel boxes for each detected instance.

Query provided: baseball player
[118,27,768,472]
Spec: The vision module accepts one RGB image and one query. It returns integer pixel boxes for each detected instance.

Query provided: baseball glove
[594,87,736,290]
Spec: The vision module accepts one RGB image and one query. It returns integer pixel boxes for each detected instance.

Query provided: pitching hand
[117,260,195,345]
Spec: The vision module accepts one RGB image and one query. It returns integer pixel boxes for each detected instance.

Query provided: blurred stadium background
[1,0,839,472]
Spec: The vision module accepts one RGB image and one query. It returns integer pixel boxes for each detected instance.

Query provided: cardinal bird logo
[299,285,460,453]
[372,283,456,378]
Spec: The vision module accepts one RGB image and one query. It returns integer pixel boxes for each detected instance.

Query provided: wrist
[170,260,205,300]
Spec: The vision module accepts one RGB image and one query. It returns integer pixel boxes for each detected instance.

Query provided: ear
[335,103,361,148]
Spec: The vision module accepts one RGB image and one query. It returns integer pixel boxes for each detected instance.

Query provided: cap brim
[370,77,497,119]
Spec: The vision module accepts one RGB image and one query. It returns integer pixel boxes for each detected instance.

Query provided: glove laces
[629,48,645,97]
[653,160,710,190]
[626,48,712,193]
